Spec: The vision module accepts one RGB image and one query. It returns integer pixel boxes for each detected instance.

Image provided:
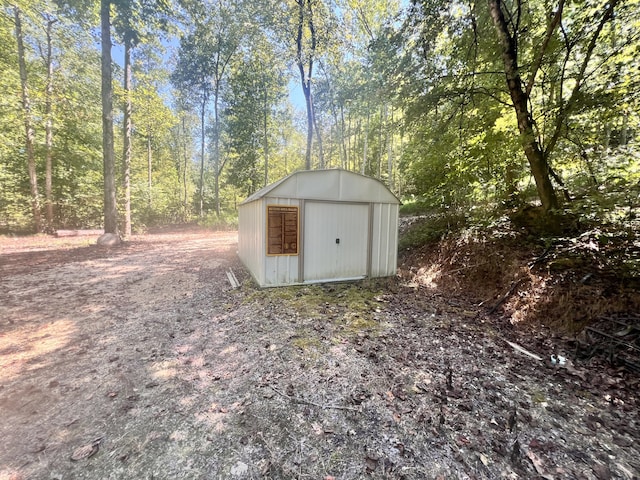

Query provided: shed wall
[370,203,399,277]
[238,200,265,285]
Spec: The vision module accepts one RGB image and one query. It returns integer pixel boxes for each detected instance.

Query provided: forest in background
[0,0,638,239]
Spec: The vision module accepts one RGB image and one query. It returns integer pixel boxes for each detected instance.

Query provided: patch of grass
[291,333,322,352]
[336,312,380,337]
[531,390,547,405]
[400,198,434,216]
[244,281,386,340]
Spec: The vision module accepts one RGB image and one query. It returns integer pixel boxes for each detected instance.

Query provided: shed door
[303,202,369,282]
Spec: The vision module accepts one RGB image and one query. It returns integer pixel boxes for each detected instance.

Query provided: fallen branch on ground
[489,278,526,315]
[268,385,360,412]
[504,339,543,361]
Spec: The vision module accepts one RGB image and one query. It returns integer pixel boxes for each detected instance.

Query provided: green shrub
[199,211,238,230]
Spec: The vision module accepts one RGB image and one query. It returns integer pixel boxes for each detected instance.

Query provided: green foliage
[198,210,238,231]
[398,212,468,250]
[0,4,105,230]
[1,0,638,237]
[392,0,639,229]
[224,32,288,195]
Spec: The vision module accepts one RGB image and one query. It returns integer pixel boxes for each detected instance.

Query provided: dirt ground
[0,229,638,480]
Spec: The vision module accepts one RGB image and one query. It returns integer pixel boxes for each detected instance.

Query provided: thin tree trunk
[101,0,118,234]
[488,0,558,212]
[302,81,313,169]
[263,85,269,186]
[44,16,57,231]
[14,6,42,233]
[387,105,393,188]
[213,86,221,216]
[182,116,188,210]
[199,94,206,217]
[361,108,369,175]
[339,104,347,169]
[312,95,324,169]
[580,150,599,187]
[347,111,352,170]
[353,121,358,171]
[296,0,316,170]
[378,105,383,179]
[341,105,348,169]
[147,133,152,209]
[122,36,133,236]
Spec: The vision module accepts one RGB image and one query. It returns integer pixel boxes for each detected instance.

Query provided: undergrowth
[399,199,640,332]
[199,211,238,230]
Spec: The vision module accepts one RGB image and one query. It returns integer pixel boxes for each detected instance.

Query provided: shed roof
[240,169,400,205]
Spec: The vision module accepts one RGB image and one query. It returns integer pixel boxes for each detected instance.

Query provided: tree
[295,0,319,170]
[41,11,57,230]
[487,0,560,212]
[121,24,133,236]
[100,0,118,236]
[13,5,42,232]
[398,0,634,217]
[170,96,197,219]
[306,0,402,179]
[112,0,171,236]
[225,31,287,193]
[172,28,210,217]
[172,0,244,216]
[132,48,177,213]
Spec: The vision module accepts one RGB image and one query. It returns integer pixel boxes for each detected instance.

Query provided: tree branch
[525,0,564,97]
[544,0,619,160]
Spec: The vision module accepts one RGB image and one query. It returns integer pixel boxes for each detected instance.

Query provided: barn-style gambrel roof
[240,169,400,205]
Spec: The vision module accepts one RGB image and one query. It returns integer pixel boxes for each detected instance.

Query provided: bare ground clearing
[0,230,638,480]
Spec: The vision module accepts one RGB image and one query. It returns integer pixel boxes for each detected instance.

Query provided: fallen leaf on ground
[70,438,102,461]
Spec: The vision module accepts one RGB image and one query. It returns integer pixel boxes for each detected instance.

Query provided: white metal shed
[238,169,400,287]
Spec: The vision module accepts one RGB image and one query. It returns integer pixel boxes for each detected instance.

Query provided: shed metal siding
[370,203,399,277]
[238,200,265,285]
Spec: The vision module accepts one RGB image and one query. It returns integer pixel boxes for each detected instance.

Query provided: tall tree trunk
[101,0,118,234]
[378,105,383,179]
[488,0,558,212]
[361,108,369,175]
[263,85,269,186]
[147,133,152,209]
[44,15,57,231]
[347,111,352,170]
[213,86,221,216]
[14,6,42,233]
[122,36,133,236]
[312,94,324,169]
[386,105,393,188]
[198,93,206,217]
[301,79,313,169]
[340,104,348,169]
[182,116,188,210]
[296,0,316,170]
